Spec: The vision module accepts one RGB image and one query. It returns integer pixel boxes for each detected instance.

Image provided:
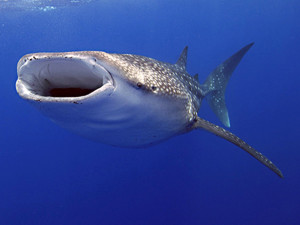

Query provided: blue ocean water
[0,0,299,224]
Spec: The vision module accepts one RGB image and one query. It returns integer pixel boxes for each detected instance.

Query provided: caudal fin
[203,43,254,127]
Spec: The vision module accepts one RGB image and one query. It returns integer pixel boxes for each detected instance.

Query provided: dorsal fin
[193,73,199,81]
[176,46,188,70]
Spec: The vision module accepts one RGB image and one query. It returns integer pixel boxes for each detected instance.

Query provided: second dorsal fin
[194,73,199,81]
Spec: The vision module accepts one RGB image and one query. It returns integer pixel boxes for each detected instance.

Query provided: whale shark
[16,43,283,178]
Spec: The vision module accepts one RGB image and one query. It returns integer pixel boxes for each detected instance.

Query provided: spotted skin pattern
[90,45,283,178]
[16,44,283,178]
[92,51,203,122]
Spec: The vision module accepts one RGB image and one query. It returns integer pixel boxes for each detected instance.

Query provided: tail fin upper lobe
[203,43,254,127]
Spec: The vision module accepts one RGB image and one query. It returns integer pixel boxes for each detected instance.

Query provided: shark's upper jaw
[16,53,115,102]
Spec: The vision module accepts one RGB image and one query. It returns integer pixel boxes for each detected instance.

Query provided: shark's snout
[16,53,114,102]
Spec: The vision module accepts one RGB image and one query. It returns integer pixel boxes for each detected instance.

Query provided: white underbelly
[32,82,190,147]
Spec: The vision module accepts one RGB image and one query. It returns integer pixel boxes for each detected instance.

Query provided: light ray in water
[0,0,94,11]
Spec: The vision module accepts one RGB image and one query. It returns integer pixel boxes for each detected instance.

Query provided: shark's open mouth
[16,54,114,101]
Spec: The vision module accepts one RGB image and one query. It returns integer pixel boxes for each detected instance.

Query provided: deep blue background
[0,0,299,224]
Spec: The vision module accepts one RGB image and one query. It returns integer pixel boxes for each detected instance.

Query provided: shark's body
[16,43,283,177]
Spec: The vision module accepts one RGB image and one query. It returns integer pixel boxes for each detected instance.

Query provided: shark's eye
[151,86,157,91]
[136,82,143,88]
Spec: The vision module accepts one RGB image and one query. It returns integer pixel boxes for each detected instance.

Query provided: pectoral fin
[193,117,283,178]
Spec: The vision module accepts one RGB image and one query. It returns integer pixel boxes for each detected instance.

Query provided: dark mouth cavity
[49,88,96,97]
[20,58,108,98]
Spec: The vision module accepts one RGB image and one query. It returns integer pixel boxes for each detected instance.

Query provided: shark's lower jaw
[16,54,114,102]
